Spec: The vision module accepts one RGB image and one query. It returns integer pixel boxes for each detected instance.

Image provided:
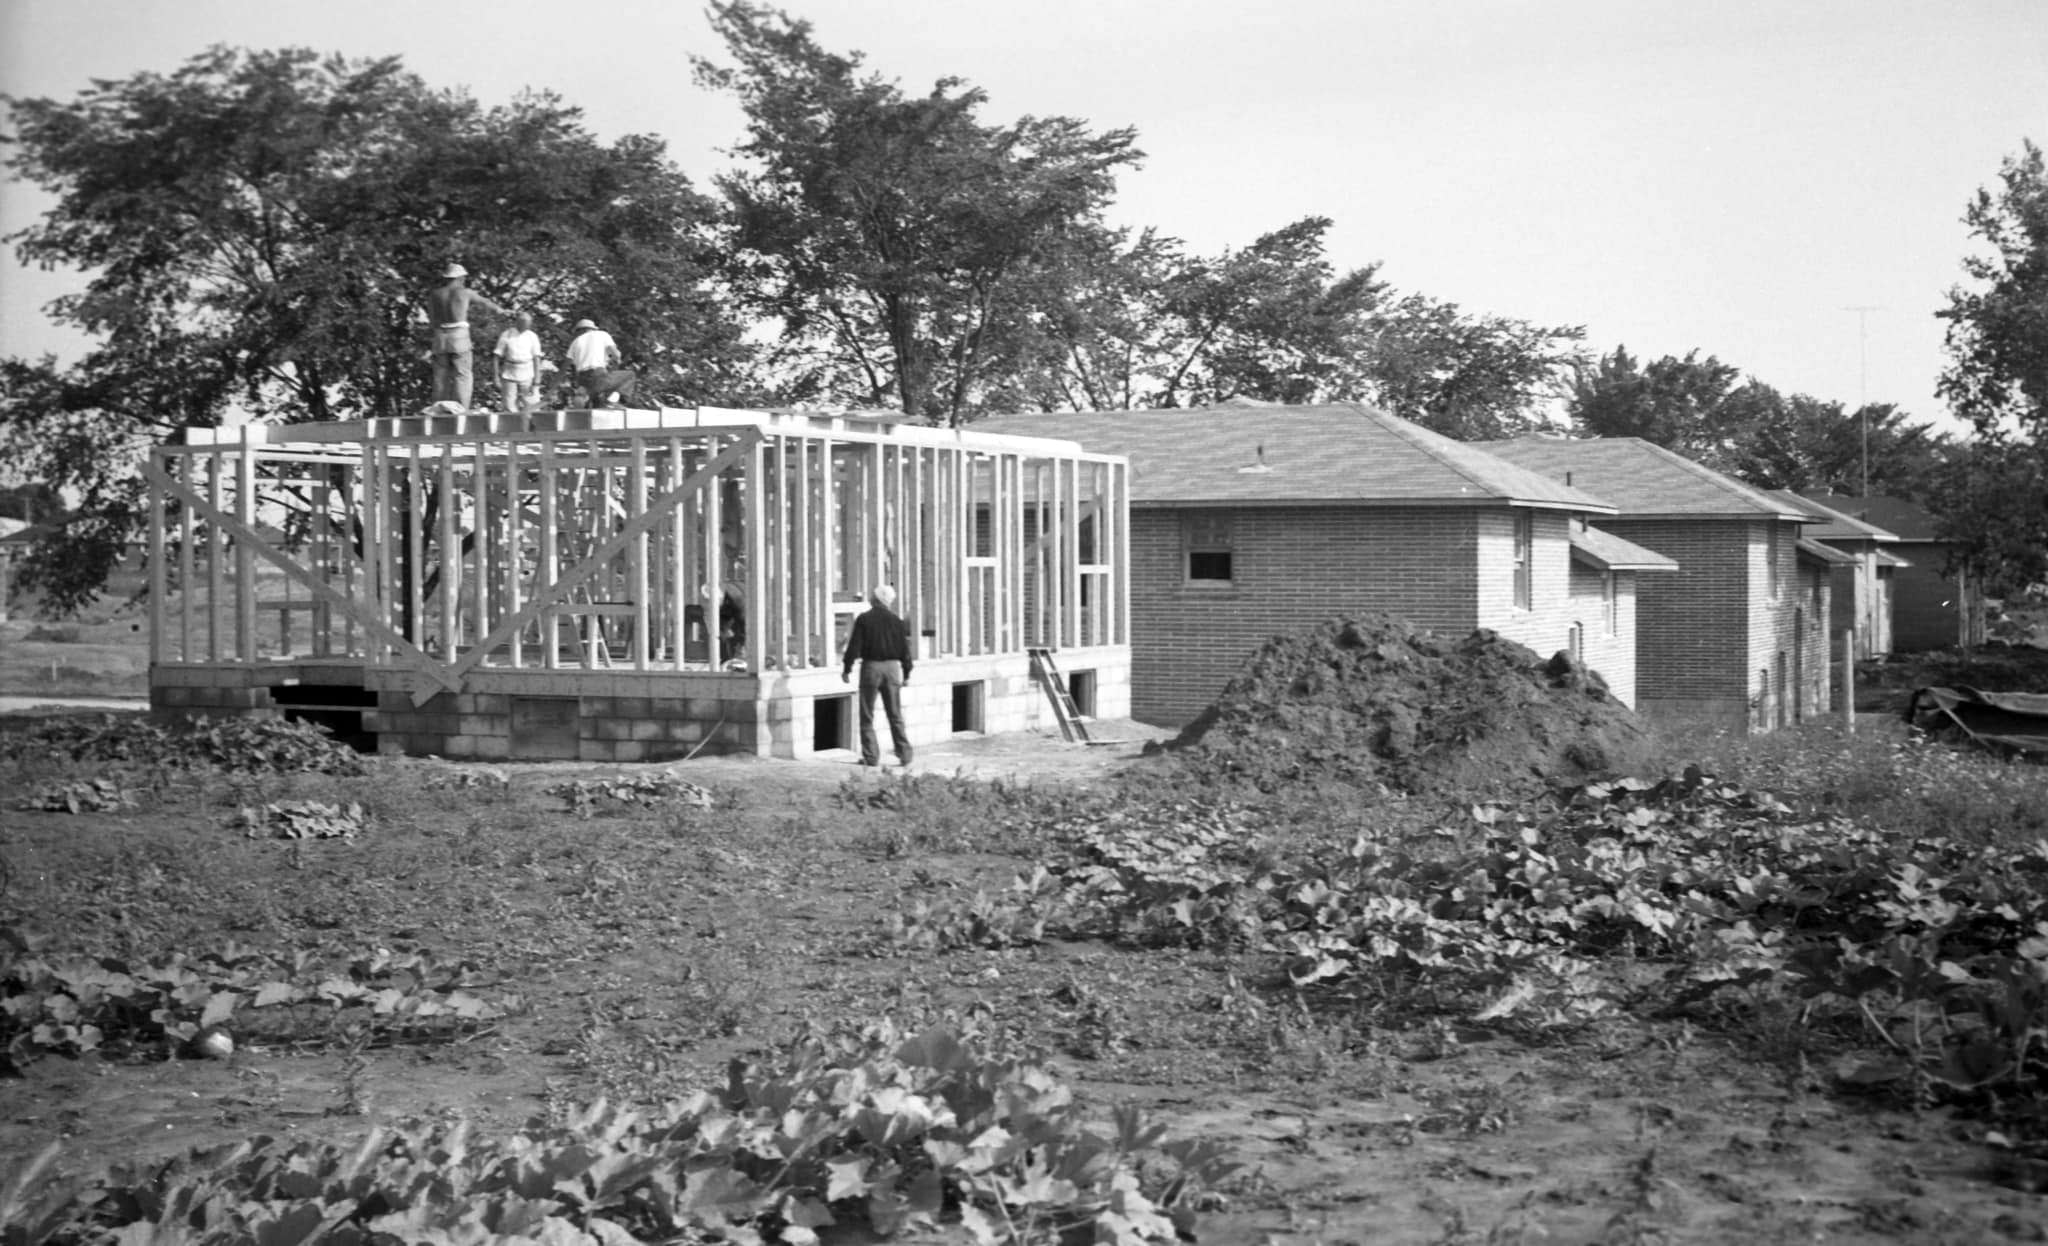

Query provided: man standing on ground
[841,585,914,767]
[566,318,639,408]
[426,263,509,409]
[493,312,546,411]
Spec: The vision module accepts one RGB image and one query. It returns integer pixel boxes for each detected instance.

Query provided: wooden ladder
[1028,648,1091,743]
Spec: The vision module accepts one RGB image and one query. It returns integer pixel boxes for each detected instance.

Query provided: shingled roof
[1570,524,1679,572]
[973,403,1614,512]
[1802,493,1943,542]
[1477,437,1817,521]
[1765,490,1901,544]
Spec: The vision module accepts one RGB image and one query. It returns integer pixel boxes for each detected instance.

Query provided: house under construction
[143,407,1131,760]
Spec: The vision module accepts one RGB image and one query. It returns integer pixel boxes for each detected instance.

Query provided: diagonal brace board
[141,462,461,693]
[409,431,761,704]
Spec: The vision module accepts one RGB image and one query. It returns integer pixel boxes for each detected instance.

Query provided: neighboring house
[1481,437,1833,733]
[0,517,26,623]
[974,402,1675,727]
[1803,493,1983,651]
[1775,492,1905,660]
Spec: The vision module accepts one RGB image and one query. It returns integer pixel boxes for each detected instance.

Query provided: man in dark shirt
[841,585,914,767]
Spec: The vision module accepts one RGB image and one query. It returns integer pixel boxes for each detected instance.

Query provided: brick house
[1803,493,1982,651]
[1776,492,1905,660]
[1481,437,1835,732]
[974,403,1674,727]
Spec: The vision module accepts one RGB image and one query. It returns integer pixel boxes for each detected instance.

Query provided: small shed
[143,406,1131,759]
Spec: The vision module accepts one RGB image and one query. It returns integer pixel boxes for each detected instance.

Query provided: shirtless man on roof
[426,262,511,409]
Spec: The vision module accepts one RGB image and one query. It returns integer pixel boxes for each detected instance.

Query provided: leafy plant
[883,763,2048,1132]
[9,1024,1240,1244]
[235,801,367,840]
[17,778,135,814]
[1,941,515,1066]
[0,714,365,775]
[546,773,716,818]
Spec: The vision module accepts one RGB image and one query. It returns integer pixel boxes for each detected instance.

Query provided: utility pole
[1844,306,1883,498]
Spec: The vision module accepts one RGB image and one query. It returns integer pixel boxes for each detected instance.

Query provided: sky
[2,0,2043,433]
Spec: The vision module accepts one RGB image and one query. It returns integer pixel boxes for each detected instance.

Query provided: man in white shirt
[493,312,546,411]
[566,318,638,408]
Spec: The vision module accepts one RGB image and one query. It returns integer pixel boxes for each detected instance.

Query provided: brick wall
[1126,504,1618,726]
[1600,518,1746,726]
[1564,556,1638,708]
[1751,524,1832,730]
[1477,511,1637,708]
[1130,506,1486,725]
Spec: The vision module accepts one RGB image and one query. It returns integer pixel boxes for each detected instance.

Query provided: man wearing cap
[426,263,510,409]
[566,318,639,408]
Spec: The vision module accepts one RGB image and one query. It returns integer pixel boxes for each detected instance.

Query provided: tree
[1,46,750,612]
[1026,217,1387,410]
[1025,216,1577,437]
[1570,346,1949,494]
[1938,139,2048,436]
[1922,140,2048,594]
[1569,347,1744,459]
[1723,396,1948,497]
[1347,295,1585,440]
[1926,438,2048,596]
[694,1,1140,424]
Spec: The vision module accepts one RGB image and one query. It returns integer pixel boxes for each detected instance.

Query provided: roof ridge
[1615,438,1810,516]
[1348,402,1505,498]
[1358,404,1616,509]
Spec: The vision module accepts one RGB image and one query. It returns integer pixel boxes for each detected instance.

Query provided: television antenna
[1844,306,1884,498]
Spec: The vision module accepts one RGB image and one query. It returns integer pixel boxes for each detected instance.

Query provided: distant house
[1803,493,1982,651]
[974,403,1675,727]
[1776,492,1905,660]
[1481,437,1834,732]
[0,517,26,623]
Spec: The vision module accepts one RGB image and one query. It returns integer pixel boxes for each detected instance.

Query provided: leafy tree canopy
[1,45,750,611]
[1939,139,2048,436]
[1932,139,2048,591]
[1028,217,1387,411]
[693,1,1141,424]
[1348,294,1584,441]
[1027,214,1580,438]
[1568,346,1948,496]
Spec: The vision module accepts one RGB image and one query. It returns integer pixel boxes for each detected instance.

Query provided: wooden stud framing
[630,435,649,669]
[146,409,1128,739]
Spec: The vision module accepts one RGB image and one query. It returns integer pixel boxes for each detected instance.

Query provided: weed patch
[0,713,364,775]
[4,1023,1239,1244]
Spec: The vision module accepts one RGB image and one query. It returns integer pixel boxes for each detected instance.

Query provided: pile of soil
[1170,613,1654,799]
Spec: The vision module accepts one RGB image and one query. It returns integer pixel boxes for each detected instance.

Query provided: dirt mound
[1170,613,1653,799]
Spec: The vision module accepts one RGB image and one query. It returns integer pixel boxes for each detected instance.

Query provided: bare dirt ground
[5,712,2046,1244]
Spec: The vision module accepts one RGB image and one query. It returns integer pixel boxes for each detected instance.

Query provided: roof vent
[1237,442,1272,474]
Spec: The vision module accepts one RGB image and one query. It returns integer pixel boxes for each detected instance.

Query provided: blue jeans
[858,660,911,765]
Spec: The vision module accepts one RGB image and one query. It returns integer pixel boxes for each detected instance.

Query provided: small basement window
[1066,669,1097,718]
[814,693,852,753]
[952,681,986,733]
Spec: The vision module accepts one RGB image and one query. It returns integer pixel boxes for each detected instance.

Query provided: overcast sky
[3,0,2043,431]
